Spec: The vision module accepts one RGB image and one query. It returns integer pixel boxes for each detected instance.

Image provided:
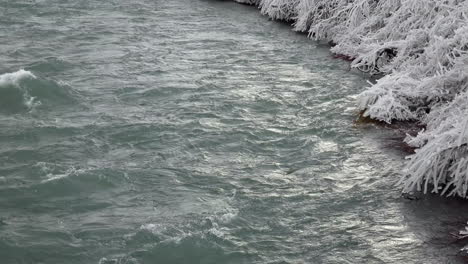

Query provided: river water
[1,0,468,263]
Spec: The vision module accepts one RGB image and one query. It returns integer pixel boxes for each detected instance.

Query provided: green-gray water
[1,0,468,263]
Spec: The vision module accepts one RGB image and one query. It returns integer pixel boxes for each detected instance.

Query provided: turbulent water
[2,0,468,263]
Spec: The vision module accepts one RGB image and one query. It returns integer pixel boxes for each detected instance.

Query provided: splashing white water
[0,69,40,111]
[0,69,36,87]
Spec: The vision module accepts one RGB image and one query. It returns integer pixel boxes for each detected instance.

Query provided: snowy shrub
[258,0,301,20]
[234,0,260,5]
[401,89,468,197]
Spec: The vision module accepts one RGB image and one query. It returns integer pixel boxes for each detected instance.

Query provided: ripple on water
[2,0,468,264]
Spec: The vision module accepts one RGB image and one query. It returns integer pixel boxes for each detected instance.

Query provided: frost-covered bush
[234,0,260,5]
[400,90,468,197]
[258,0,300,20]
[232,0,468,198]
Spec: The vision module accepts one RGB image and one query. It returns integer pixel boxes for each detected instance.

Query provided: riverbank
[233,0,468,197]
[233,0,468,251]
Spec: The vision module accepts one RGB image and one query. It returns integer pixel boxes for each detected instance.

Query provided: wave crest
[0,69,78,114]
[0,69,36,86]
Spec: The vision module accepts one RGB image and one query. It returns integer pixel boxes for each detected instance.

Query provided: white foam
[218,209,238,224]
[39,166,85,183]
[0,69,36,87]
[140,223,162,232]
[24,96,41,109]
[208,224,226,238]
[0,70,39,111]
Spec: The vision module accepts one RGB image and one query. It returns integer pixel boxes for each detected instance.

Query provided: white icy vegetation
[235,0,468,199]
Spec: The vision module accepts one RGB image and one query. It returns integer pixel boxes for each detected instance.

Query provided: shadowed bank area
[1,0,468,263]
